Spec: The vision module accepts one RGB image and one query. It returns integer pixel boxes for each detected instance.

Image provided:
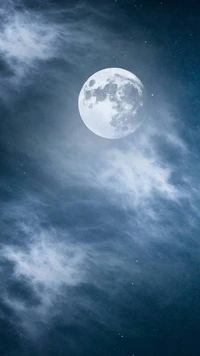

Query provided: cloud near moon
[0,3,200,355]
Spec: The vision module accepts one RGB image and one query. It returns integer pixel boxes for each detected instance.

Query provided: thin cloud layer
[0,6,61,89]
[0,1,199,349]
[0,215,87,334]
[0,1,110,87]
[42,106,188,214]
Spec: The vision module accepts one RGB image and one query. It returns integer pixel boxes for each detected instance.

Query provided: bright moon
[78,67,144,139]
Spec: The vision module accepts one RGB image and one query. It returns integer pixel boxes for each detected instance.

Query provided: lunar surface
[78,67,144,139]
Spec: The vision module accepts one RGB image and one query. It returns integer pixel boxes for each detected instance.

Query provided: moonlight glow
[78,67,144,139]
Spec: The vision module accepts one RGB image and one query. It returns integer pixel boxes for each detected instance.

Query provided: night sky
[0,1,200,355]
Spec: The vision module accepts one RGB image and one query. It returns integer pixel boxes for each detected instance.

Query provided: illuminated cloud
[0,203,88,334]
[0,1,199,349]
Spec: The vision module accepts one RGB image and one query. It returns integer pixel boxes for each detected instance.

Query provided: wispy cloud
[0,0,199,346]
[0,211,87,334]
[1,138,199,336]
[0,5,61,88]
[0,1,111,87]
[42,104,189,213]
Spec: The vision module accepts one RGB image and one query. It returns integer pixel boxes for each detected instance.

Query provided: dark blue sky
[0,1,200,355]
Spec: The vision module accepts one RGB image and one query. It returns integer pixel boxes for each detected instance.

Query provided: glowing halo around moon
[78,67,145,139]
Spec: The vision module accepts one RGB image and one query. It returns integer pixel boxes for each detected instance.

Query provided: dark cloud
[0,0,200,355]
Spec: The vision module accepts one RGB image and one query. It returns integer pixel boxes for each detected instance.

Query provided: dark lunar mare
[83,74,143,132]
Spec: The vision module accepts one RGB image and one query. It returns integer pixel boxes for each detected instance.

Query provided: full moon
[78,67,144,139]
